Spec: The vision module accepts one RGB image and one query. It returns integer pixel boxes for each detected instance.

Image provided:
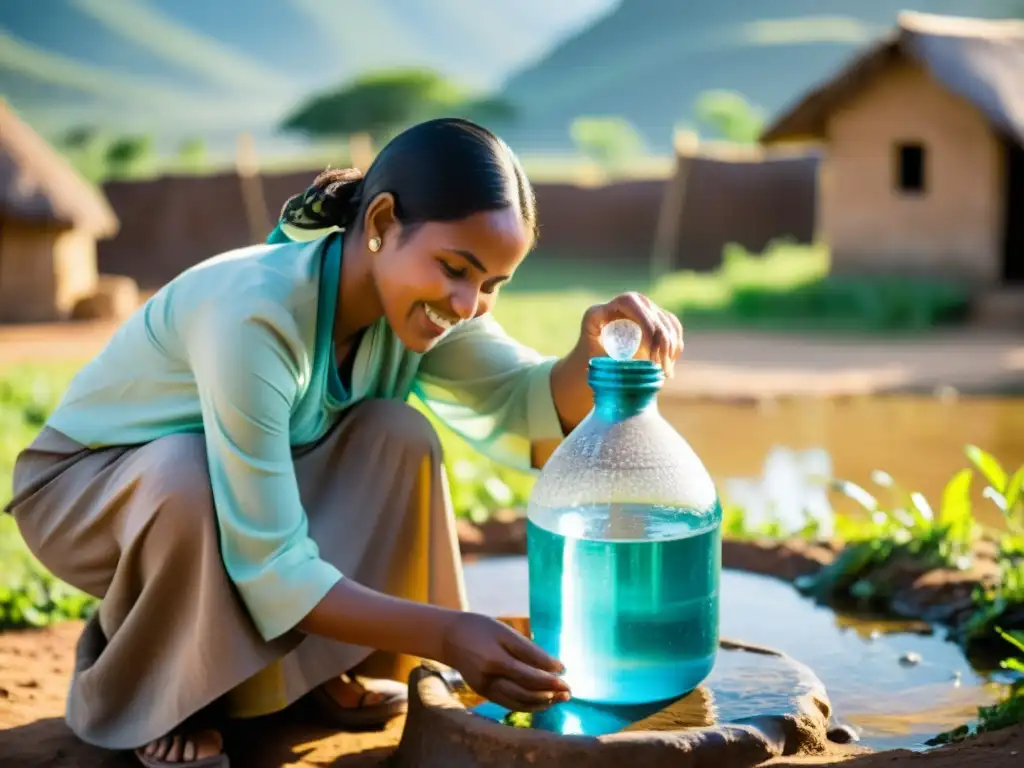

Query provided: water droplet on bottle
[600,319,642,361]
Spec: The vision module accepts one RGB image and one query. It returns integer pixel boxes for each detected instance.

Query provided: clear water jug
[526,320,722,705]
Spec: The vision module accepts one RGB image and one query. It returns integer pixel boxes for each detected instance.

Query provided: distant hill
[0,0,615,153]
[498,0,1024,152]
[4,1,1022,160]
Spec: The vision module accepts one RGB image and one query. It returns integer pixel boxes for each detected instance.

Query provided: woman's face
[370,206,532,353]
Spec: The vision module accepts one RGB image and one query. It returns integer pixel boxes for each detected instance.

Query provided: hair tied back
[279,167,365,232]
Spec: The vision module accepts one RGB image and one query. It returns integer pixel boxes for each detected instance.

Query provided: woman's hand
[441,612,571,712]
[549,292,684,435]
[580,292,684,377]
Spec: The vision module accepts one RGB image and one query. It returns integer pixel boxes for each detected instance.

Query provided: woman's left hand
[578,292,684,378]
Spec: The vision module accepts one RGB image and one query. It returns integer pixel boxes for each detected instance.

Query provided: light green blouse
[45,230,563,641]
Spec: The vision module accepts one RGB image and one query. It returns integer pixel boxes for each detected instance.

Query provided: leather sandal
[307,673,408,730]
[134,730,229,768]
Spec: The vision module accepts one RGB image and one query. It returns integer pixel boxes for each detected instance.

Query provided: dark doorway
[1003,139,1024,284]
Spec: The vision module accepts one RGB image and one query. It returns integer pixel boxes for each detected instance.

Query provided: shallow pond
[462,557,1005,752]
[658,396,1024,530]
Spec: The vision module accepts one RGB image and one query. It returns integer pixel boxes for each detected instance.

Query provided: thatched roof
[0,99,119,238]
[761,12,1024,146]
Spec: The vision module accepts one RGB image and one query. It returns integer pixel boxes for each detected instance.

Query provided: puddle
[462,557,1003,751]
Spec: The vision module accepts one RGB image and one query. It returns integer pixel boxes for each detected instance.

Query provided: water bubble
[600,319,642,360]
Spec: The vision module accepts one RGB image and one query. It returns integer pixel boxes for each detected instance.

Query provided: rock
[722,539,835,581]
[391,628,834,768]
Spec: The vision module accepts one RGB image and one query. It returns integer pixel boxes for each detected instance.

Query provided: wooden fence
[98,147,818,289]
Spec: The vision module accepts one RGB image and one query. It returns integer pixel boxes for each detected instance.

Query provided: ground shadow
[0,713,398,768]
[225,713,397,768]
[0,717,130,767]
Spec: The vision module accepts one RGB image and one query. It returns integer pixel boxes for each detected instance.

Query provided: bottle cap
[600,318,642,361]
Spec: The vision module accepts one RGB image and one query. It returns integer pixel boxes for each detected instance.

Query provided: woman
[5,117,683,767]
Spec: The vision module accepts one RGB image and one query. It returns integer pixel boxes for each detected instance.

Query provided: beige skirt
[4,399,468,751]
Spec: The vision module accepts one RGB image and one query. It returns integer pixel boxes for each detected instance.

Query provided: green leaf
[832,479,878,514]
[940,468,975,552]
[996,627,1024,655]
[1005,465,1024,515]
[965,445,1007,493]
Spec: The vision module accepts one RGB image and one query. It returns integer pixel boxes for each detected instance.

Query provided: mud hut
[760,12,1024,290]
[0,98,119,323]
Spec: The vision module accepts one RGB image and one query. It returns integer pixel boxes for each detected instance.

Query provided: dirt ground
[2,320,1022,399]
[2,620,1021,768]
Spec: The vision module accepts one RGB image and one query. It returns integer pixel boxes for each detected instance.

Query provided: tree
[569,116,646,171]
[280,68,516,144]
[104,135,155,179]
[57,126,110,184]
[693,90,766,144]
[176,137,208,174]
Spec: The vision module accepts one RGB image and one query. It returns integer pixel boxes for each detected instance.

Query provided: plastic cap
[600,318,642,361]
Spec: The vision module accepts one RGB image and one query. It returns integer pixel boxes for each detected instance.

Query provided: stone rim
[390,638,834,768]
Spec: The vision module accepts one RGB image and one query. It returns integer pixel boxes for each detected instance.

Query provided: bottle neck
[588,357,664,422]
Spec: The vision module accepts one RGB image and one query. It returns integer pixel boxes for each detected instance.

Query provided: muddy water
[463,558,1005,752]
[658,396,1024,529]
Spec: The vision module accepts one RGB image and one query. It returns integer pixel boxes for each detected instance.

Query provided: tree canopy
[280,68,516,143]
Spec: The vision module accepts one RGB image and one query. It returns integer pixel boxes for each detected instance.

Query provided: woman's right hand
[441,612,571,712]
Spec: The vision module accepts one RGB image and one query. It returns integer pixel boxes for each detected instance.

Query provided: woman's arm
[413,313,566,472]
[296,578,456,661]
[187,301,567,709]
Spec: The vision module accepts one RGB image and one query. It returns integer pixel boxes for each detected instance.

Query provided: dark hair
[278,117,537,244]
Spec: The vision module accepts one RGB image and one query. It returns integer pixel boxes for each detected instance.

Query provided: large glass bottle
[527,320,722,705]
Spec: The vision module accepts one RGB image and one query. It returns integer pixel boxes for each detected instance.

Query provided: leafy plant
[959,448,1024,645]
[0,556,96,630]
[966,444,1024,535]
[797,463,979,605]
[929,626,1024,744]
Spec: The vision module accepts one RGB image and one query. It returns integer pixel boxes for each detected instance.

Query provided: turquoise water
[526,506,722,705]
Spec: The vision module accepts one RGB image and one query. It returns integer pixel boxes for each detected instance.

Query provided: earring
[368,237,382,252]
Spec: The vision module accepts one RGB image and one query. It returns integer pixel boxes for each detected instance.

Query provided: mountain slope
[0,0,615,150]
[499,0,1024,152]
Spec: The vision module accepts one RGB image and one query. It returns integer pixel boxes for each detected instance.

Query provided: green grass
[493,240,971,359]
[655,241,970,333]
[0,363,101,628]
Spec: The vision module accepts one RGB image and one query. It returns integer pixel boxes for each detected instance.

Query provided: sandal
[134,728,229,768]
[306,672,409,730]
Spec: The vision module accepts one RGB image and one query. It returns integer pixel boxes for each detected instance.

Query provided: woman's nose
[450,287,479,320]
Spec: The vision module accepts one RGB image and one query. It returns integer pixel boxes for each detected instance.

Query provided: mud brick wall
[98,158,816,289]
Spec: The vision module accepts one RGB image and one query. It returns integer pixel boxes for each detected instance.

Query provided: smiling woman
[4,117,683,768]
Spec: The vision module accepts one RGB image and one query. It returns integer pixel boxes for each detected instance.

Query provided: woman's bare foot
[320,674,387,708]
[137,729,223,764]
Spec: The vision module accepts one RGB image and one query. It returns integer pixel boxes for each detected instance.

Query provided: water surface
[463,557,1002,751]
[658,396,1024,529]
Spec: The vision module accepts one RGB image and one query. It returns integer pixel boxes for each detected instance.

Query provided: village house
[760,11,1024,297]
[0,98,120,323]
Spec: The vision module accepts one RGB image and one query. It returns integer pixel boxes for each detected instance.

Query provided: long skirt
[4,399,468,751]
